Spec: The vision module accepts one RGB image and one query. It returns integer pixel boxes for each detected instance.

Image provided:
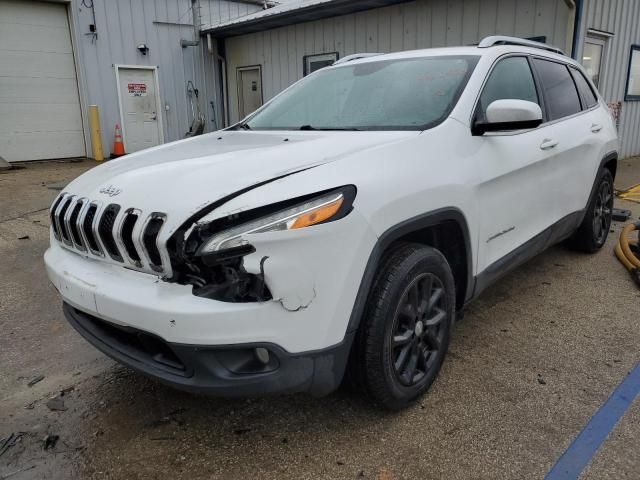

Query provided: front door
[118,67,162,153]
[237,66,263,119]
[471,56,558,274]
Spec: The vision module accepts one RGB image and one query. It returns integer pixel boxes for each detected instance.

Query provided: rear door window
[477,56,539,120]
[569,67,598,108]
[532,58,582,120]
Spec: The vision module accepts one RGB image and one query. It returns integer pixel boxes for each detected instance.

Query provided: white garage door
[0,0,84,162]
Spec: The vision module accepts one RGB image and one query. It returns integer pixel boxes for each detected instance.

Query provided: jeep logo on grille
[99,185,122,197]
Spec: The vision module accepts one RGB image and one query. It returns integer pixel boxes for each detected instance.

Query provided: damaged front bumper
[63,303,354,396]
[45,207,376,394]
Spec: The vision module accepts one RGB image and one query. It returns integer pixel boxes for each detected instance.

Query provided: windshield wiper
[233,122,251,130]
[299,125,361,131]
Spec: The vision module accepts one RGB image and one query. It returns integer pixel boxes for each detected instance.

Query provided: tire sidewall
[369,247,456,405]
[588,169,614,249]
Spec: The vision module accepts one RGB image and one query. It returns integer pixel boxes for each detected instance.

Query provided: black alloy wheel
[569,168,615,253]
[391,273,447,387]
[592,177,613,245]
[349,243,455,410]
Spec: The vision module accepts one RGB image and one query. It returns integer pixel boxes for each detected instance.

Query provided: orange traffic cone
[111,123,126,158]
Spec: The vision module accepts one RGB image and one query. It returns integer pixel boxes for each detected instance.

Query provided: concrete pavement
[1,158,639,479]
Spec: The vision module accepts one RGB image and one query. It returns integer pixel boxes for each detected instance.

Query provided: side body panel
[470,126,560,273]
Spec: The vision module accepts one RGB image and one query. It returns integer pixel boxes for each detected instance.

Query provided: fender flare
[579,151,618,224]
[599,151,618,178]
[346,207,474,333]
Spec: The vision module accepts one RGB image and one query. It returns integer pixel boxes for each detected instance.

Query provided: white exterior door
[237,67,263,119]
[0,0,84,161]
[117,68,162,153]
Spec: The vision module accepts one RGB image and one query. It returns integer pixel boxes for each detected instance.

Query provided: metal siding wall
[199,0,263,27]
[71,0,230,156]
[577,0,640,158]
[224,0,571,123]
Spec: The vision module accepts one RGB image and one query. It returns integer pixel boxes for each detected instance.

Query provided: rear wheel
[569,169,614,253]
[351,243,455,410]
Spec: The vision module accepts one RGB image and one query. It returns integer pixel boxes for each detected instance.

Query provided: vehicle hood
[64,130,415,230]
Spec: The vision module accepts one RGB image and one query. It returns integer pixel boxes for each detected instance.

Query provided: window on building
[532,59,582,121]
[303,53,339,76]
[582,35,606,87]
[477,56,539,120]
[570,67,598,108]
[625,45,640,101]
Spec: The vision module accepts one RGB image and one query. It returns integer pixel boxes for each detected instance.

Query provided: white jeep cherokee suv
[46,37,618,409]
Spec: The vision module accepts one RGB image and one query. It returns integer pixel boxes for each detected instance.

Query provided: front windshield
[245,55,479,131]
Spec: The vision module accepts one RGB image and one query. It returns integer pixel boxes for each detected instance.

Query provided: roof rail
[333,53,383,65]
[478,35,565,56]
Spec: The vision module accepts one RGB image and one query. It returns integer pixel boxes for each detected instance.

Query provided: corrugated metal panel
[199,0,264,28]
[224,0,571,123]
[203,0,419,36]
[71,0,239,155]
[577,0,640,158]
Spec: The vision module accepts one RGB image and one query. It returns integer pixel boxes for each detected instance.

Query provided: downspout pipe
[181,0,201,48]
[208,33,229,128]
[569,0,582,59]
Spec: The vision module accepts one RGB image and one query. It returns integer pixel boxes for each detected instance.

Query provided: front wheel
[569,168,614,253]
[351,243,456,410]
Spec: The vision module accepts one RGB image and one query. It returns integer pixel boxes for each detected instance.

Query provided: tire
[351,243,456,410]
[569,168,614,253]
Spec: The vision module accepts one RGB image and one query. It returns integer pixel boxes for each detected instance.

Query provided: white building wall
[223,0,572,123]
[576,0,640,158]
[70,0,252,158]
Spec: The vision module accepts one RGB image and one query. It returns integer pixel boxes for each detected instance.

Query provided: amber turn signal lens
[290,197,344,229]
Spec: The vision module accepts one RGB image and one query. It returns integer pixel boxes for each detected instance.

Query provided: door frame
[114,65,165,152]
[236,65,263,120]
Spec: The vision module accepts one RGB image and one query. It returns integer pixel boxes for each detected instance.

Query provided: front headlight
[197,187,354,255]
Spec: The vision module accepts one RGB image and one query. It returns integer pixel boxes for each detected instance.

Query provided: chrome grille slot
[141,214,166,272]
[98,204,122,261]
[67,199,86,250]
[57,196,74,244]
[52,192,169,276]
[120,209,142,266]
[50,195,64,240]
[82,203,101,254]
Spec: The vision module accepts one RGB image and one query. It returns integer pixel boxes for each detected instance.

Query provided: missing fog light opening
[254,347,270,365]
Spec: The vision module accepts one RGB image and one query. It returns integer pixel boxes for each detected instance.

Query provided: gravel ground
[1,158,639,480]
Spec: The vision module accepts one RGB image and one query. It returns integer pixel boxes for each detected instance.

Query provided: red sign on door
[127,83,147,96]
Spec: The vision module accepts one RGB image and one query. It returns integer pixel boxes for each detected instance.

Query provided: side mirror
[472,99,543,136]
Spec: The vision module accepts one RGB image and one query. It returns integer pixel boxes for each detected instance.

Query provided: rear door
[530,58,600,220]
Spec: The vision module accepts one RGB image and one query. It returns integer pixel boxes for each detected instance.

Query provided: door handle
[591,123,603,133]
[540,139,558,150]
